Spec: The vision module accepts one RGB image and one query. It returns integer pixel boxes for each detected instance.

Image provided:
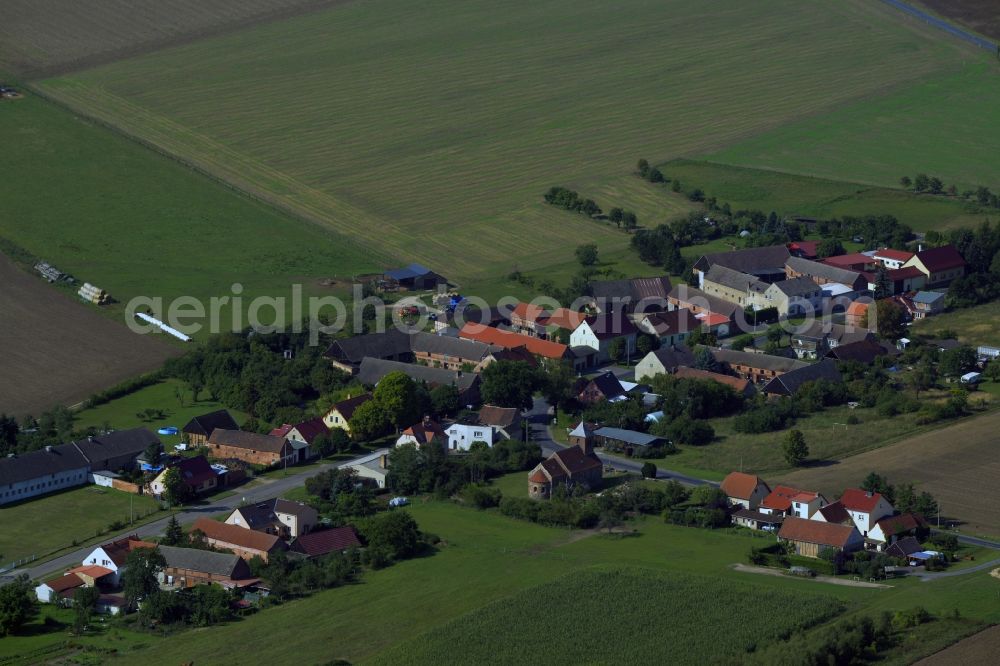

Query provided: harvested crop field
[0,253,180,417]
[0,0,348,77]
[780,411,1000,536]
[917,1,1000,42]
[916,624,1000,665]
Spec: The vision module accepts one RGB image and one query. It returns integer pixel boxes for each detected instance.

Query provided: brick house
[410,332,496,370]
[191,517,286,562]
[710,349,808,385]
[207,429,294,467]
[149,455,218,499]
[159,545,255,589]
[289,526,363,559]
[182,410,240,447]
[902,245,967,288]
[225,498,318,539]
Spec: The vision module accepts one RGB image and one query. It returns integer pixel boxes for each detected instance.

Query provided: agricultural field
[708,63,1000,192]
[0,94,383,338]
[912,300,1000,347]
[33,0,977,285]
[781,410,1000,536]
[917,0,1000,42]
[0,252,180,417]
[0,0,346,77]
[660,160,985,232]
[918,624,1000,665]
[0,485,161,567]
[370,566,843,665]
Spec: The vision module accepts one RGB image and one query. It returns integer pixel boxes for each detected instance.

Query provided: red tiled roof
[839,488,885,513]
[291,417,327,444]
[790,491,819,503]
[552,446,602,475]
[846,301,870,317]
[787,241,820,258]
[815,501,851,524]
[875,513,927,537]
[99,535,158,566]
[170,455,216,488]
[674,366,751,394]
[44,573,84,593]
[329,393,373,422]
[778,517,859,549]
[477,405,519,428]
[511,302,550,323]
[67,565,114,580]
[696,312,731,328]
[912,245,966,273]
[528,468,549,484]
[821,253,874,268]
[720,472,766,501]
[192,518,285,553]
[290,526,361,557]
[761,485,808,512]
[269,424,294,438]
[886,266,925,280]
[544,307,588,331]
[874,248,914,262]
[401,419,447,444]
[460,323,569,360]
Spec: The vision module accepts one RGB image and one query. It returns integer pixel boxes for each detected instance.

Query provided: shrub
[460,484,502,509]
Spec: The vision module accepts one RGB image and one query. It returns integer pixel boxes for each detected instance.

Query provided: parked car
[389,497,409,507]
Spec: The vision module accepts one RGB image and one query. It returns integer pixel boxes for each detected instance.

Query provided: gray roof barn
[357,358,480,394]
[763,360,842,396]
[159,545,252,579]
[0,445,89,487]
[693,245,790,277]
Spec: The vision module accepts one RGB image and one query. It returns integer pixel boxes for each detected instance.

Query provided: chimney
[422,415,432,428]
[45,445,53,452]
[865,490,873,498]
[379,454,388,470]
[918,243,924,253]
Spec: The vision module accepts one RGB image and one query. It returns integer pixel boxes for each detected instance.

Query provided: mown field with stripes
[33,0,977,285]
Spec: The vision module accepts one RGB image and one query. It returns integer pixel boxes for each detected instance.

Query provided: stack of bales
[78,282,109,305]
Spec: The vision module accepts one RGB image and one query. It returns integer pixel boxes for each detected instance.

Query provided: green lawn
[660,159,985,232]
[912,300,1000,348]
[708,63,1000,192]
[72,379,246,448]
[0,94,383,338]
[0,485,161,566]
[9,502,990,665]
[35,0,972,285]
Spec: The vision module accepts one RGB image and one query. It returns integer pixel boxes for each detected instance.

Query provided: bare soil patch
[918,1,1000,41]
[915,624,1000,665]
[781,411,1000,536]
[0,253,180,416]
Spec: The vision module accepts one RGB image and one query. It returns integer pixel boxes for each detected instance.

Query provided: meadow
[912,299,1000,347]
[0,485,161,567]
[708,63,1000,192]
[370,566,843,665]
[6,501,997,664]
[35,0,974,284]
[660,159,985,232]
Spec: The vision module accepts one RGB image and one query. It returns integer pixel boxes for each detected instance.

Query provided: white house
[759,486,826,518]
[838,488,895,537]
[445,418,495,451]
[867,513,927,549]
[569,316,638,364]
[339,449,390,488]
[720,472,770,510]
[81,535,157,586]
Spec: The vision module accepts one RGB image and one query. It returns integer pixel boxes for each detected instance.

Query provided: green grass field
[708,63,1000,191]
[661,159,985,232]
[371,566,843,665]
[0,485,161,566]
[0,94,383,332]
[5,501,994,665]
[912,300,1000,348]
[34,0,974,285]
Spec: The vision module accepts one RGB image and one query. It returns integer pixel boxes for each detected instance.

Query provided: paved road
[16,459,343,582]
[527,397,716,488]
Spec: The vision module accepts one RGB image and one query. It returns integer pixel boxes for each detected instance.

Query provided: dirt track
[780,411,1000,537]
[0,253,180,417]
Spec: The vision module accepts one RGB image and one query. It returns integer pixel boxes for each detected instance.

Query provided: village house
[149,455,218,499]
[789,320,875,360]
[587,276,673,315]
[758,277,824,316]
[823,339,891,364]
[542,307,589,340]
[845,301,870,328]
[358,357,481,407]
[692,244,790,287]
[0,429,159,506]
[569,314,638,366]
[867,266,927,295]
[323,393,373,435]
[410,332,497,370]
[636,309,702,348]
[634,345,696,382]
[577,371,627,404]
[787,240,820,260]
[902,245,966,288]
[784,256,868,291]
[396,416,448,450]
[226,498,318,539]
[476,405,523,441]
[763,360,842,397]
[323,329,414,374]
[910,291,946,319]
[182,410,240,447]
[270,417,327,462]
[459,323,572,365]
[158,545,256,589]
[838,488,895,538]
[666,285,741,322]
[872,248,914,270]
[710,348,809,385]
[338,448,390,488]
[444,415,496,450]
[778,516,864,558]
[821,253,876,273]
[759,486,827,519]
[528,423,603,499]
[208,429,295,467]
[868,513,928,550]
[35,564,118,605]
[507,301,551,337]
[720,472,770,510]
[192,517,287,562]
[81,535,158,587]
[700,264,769,307]
[290,526,363,559]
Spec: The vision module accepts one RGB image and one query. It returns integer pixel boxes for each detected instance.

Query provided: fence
[878,0,999,54]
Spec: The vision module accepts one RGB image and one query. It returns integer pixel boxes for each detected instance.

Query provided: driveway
[527,397,716,487]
